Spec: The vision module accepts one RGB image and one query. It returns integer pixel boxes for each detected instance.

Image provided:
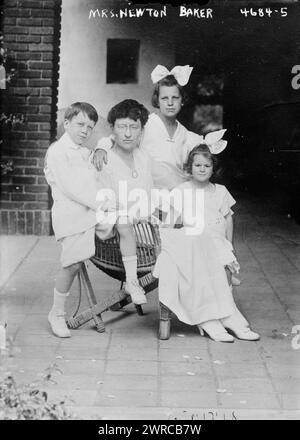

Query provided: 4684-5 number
[240,7,288,18]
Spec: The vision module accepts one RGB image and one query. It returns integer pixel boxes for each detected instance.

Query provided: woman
[95,99,154,306]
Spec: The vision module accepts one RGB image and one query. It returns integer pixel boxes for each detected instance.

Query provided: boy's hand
[92,149,108,171]
[92,136,114,171]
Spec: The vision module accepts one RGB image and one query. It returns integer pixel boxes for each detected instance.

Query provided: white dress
[154,228,235,325]
[153,181,241,326]
[175,181,239,270]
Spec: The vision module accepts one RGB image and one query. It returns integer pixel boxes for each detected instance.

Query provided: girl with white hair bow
[154,143,260,342]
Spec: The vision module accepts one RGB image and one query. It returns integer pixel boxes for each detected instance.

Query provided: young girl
[140,65,203,190]
[154,139,260,342]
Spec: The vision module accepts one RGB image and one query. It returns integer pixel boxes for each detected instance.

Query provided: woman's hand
[92,149,108,171]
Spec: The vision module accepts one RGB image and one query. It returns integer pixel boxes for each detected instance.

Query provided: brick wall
[0,0,61,235]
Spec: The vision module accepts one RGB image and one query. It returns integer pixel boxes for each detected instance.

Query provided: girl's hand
[92,149,108,171]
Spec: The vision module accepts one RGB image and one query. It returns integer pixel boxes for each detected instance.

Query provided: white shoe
[221,307,250,330]
[48,310,71,338]
[124,279,147,305]
[198,320,235,343]
[225,326,260,341]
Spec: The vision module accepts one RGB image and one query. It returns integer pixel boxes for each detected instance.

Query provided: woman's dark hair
[151,75,187,108]
[183,144,222,181]
[64,102,98,124]
[107,99,149,128]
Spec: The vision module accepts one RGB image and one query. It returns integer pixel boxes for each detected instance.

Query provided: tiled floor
[0,196,300,419]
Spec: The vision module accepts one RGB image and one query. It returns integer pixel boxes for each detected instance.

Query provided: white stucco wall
[58,0,175,143]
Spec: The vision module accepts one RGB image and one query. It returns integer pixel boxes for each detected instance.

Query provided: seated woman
[95,99,155,306]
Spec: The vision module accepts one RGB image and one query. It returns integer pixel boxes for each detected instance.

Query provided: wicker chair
[66,221,171,339]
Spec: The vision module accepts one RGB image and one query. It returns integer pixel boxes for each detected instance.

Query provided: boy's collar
[62,132,81,149]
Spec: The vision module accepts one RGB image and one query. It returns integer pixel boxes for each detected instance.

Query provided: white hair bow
[151,64,193,86]
[203,129,227,154]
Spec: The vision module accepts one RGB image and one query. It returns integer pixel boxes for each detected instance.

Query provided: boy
[44,102,102,337]
[45,102,146,338]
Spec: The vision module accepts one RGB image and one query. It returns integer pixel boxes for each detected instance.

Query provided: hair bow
[151,64,193,86]
[203,129,227,154]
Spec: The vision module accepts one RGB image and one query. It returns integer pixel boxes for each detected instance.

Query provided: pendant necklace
[132,169,138,178]
[115,147,138,178]
[130,152,138,178]
[128,153,138,178]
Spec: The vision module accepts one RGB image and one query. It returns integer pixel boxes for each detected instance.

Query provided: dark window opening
[106,39,140,84]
